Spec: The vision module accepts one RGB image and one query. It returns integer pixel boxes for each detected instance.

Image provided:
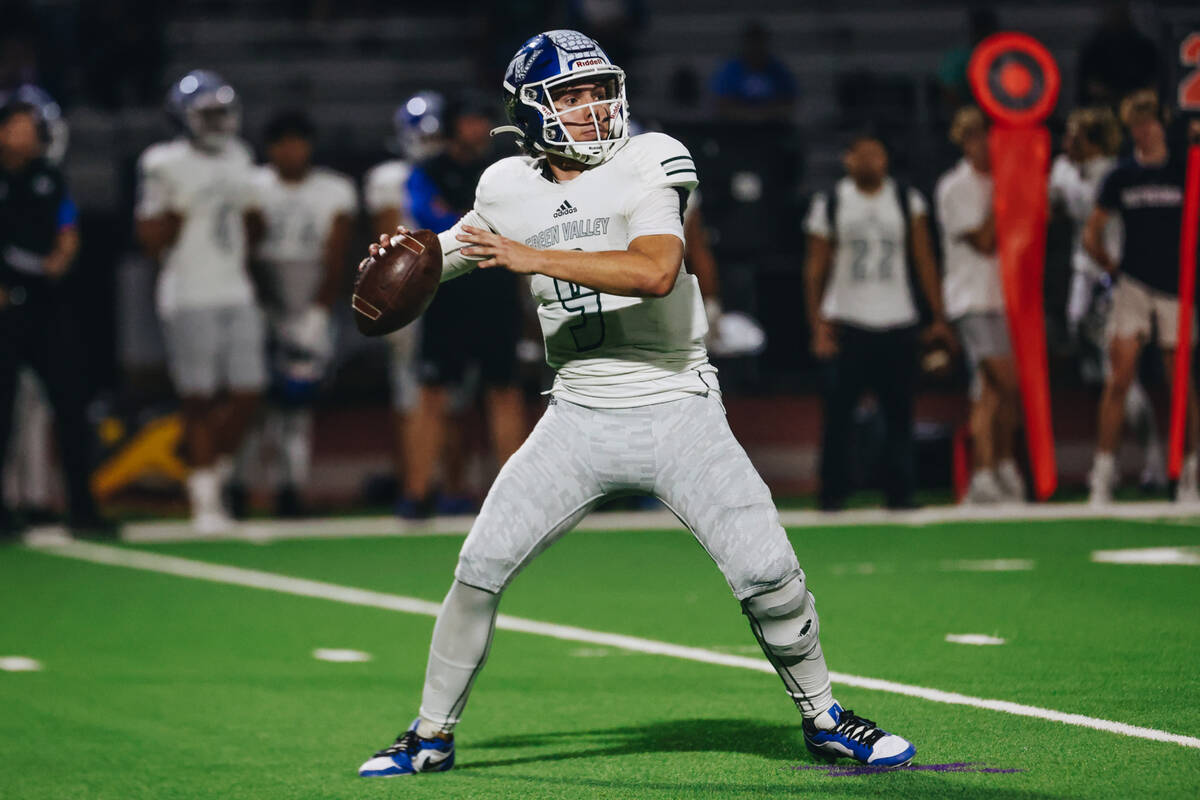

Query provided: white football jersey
[1048,154,1122,277]
[253,166,358,315]
[363,159,415,225]
[805,178,925,330]
[436,132,715,408]
[136,137,261,315]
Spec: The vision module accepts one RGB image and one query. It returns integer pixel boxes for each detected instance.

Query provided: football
[351,229,442,336]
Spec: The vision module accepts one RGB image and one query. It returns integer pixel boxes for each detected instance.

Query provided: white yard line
[1091,546,1200,566]
[53,500,1200,546]
[27,540,1200,751]
[939,559,1036,572]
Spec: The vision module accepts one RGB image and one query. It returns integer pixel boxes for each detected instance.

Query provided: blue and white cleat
[802,703,916,767]
[358,718,455,777]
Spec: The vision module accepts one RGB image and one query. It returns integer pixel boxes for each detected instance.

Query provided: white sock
[418,581,501,735]
[281,409,313,488]
[186,469,220,516]
[810,701,840,730]
[1093,452,1115,475]
[415,718,449,739]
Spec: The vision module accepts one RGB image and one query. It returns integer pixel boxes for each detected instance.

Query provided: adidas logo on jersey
[553,200,579,218]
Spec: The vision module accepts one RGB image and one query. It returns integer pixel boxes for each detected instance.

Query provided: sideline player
[135,70,266,533]
[364,92,445,509]
[356,30,914,776]
[1084,91,1200,504]
[230,110,356,516]
[805,132,956,511]
[1049,107,1165,491]
[936,106,1024,504]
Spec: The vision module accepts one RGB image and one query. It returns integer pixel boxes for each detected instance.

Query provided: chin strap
[489,125,523,139]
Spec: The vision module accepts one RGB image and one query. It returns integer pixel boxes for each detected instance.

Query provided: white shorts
[160,305,267,397]
[954,311,1012,400]
[1107,275,1193,349]
[455,393,802,600]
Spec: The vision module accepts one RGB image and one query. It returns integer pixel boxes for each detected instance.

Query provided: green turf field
[2,517,1199,799]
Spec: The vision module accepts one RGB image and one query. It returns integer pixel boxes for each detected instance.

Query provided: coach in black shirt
[1082,90,1200,504]
[0,97,108,536]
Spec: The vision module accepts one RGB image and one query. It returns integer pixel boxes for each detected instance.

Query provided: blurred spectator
[935,106,1025,505]
[399,96,526,518]
[0,93,110,536]
[1076,2,1161,108]
[135,71,266,533]
[936,7,999,117]
[1083,90,1198,504]
[1049,106,1166,490]
[711,21,797,123]
[228,111,357,518]
[805,133,954,510]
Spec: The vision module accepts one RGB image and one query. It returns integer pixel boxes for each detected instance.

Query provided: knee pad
[742,575,820,661]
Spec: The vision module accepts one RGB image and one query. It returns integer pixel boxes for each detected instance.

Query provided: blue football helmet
[499,30,628,166]
[166,70,240,150]
[0,84,68,163]
[392,90,445,160]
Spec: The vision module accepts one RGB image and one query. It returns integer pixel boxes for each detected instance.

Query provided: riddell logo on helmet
[571,58,605,69]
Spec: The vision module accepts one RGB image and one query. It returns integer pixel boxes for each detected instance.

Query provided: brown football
[351,229,442,336]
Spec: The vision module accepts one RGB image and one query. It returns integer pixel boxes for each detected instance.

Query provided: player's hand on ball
[352,226,441,336]
[457,225,541,274]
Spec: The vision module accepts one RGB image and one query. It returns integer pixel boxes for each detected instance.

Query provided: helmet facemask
[516,66,628,167]
[186,87,240,151]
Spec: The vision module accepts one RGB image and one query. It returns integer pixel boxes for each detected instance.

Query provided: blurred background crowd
[1,0,1199,533]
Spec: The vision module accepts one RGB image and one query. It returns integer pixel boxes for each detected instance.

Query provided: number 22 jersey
[437,132,716,409]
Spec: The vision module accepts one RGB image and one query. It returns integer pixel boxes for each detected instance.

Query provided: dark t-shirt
[0,157,75,289]
[1096,154,1191,296]
[406,151,521,358]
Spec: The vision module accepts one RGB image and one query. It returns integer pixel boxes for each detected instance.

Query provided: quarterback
[358,30,914,776]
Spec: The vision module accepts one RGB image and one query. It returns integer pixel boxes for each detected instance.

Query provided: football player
[357,30,914,776]
[135,70,266,533]
[229,110,356,517]
[1049,107,1165,491]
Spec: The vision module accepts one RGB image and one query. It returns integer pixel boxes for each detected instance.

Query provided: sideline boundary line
[27,539,1200,751]
[24,500,1200,546]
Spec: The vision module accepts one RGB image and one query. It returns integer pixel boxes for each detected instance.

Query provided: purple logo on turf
[788,762,1024,778]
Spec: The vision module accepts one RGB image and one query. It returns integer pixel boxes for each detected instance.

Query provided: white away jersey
[363,159,415,224]
[253,166,357,315]
[439,132,715,408]
[1048,154,1122,277]
[136,138,261,315]
[805,178,925,330]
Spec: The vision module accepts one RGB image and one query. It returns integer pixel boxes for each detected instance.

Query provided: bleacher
[61,0,1198,210]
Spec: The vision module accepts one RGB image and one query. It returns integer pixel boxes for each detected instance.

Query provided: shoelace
[833,710,887,748]
[374,730,420,758]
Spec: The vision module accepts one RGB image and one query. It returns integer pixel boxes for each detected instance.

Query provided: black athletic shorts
[418,267,521,387]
